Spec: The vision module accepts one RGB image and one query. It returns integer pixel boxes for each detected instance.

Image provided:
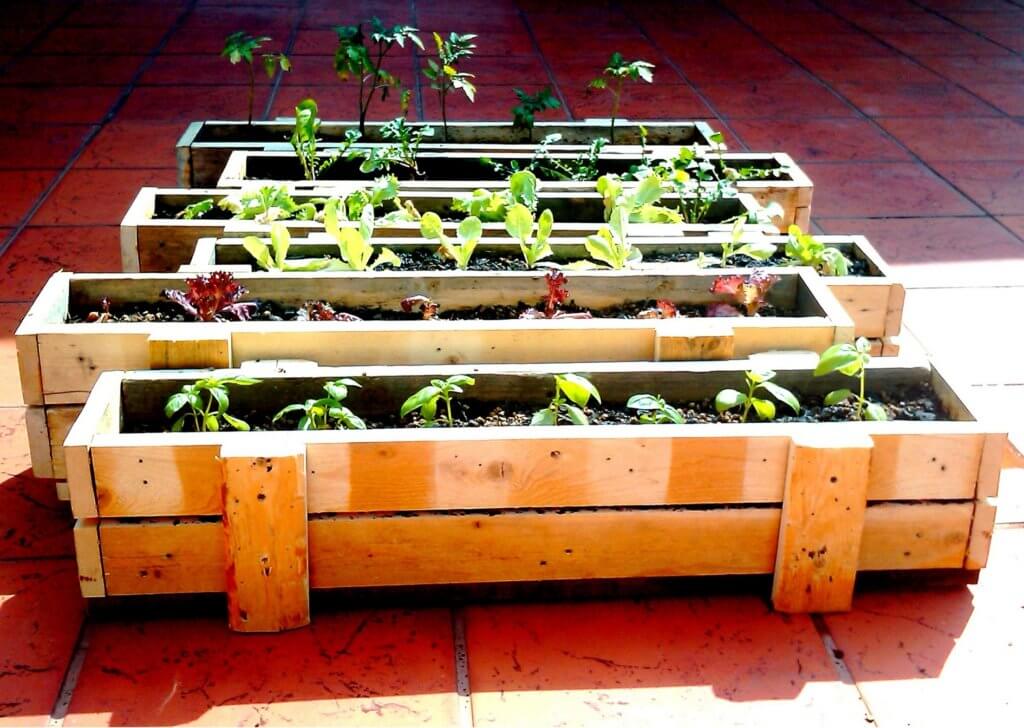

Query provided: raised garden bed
[17,268,852,480]
[188,233,903,341]
[177,119,721,187]
[120,187,766,272]
[66,358,1004,630]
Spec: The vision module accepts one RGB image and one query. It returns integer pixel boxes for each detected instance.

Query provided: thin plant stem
[247,62,255,124]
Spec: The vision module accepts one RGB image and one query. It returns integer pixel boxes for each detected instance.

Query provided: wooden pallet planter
[120,187,766,272]
[18,268,852,481]
[66,358,1005,630]
[188,233,902,341]
[215,151,809,231]
[177,119,721,187]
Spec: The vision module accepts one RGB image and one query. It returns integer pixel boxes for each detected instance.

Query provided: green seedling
[420,211,482,269]
[814,337,886,421]
[340,175,400,221]
[718,217,776,267]
[595,172,674,223]
[583,204,642,269]
[715,369,800,422]
[291,98,358,181]
[165,375,259,432]
[273,378,366,430]
[243,222,330,272]
[505,204,554,268]
[177,198,214,220]
[323,199,401,271]
[423,32,477,141]
[451,170,538,222]
[401,374,475,427]
[219,184,318,223]
[352,117,433,178]
[588,52,654,143]
[511,86,561,142]
[532,373,602,426]
[222,31,291,124]
[626,393,685,424]
[785,224,850,276]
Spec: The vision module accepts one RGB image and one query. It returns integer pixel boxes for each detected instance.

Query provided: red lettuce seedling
[297,300,362,322]
[401,295,439,320]
[637,299,678,319]
[708,271,779,316]
[519,270,592,319]
[163,272,256,322]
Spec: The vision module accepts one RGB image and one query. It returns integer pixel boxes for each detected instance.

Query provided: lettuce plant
[718,217,776,267]
[220,185,318,224]
[401,374,475,427]
[163,272,256,322]
[708,271,779,316]
[243,222,330,272]
[423,32,477,141]
[531,373,601,426]
[519,271,592,319]
[165,375,259,432]
[814,337,886,421]
[715,370,799,422]
[338,175,400,221]
[626,394,684,424]
[785,225,850,276]
[452,170,538,221]
[588,53,654,143]
[505,204,554,268]
[420,212,481,270]
[273,378,366,430]
[323,199,400,271]
[222,32,291,124]
[584,204,641,269]
[511,87,561,142]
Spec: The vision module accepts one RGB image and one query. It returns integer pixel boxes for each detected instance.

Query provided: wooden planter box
[67,359,1005,631]
[120,187,766,272]
[215,150,809,231]
[188,233,903,341]
[177,119,721,187]
[18,268,852,481]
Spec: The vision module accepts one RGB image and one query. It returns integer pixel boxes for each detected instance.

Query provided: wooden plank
[220,443,310,632]
[24,407,53,479]
[148,329,231,369]
[772,433,874,613]
[884,282,906,338]
[64,373,122,519]
[964,432,1005,569]
[97,502,974,595]
[119,187,156,273]
[73,519,105,597]
[655,319,735,360]
[827,283,889,340]
[45,406,82,480]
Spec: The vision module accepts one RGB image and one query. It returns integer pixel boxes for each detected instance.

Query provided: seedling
[505,204,554,268]
[177,198,214,220]
[163,272,256,322]
[707,271,779,317]
[531,373,602,426]
[85,297,112,323]
[715,370,799,423]
[519,271,592,319]
[334,19,423,135]
[785,225,850,276]
[243,222,330,272]
[420,211,481,270]
[482,134,606,182]
[297,300,362,321]
[401,374,475,427]
[814,337,886,421]
[273,378,366,430]
[292,98,358,181]
[219,185,318,223]
[626,393,684,424]
[636,300,678,319]
[718,217,777,267]
[423,32,477,141]
[595,173,673,223]
[511,87,561,142]
[222,32,291,124]
[323,198,401,271]
[452,170,539,221]
[165,375,259,432]
[584,204,642,269]
[588,52,654,143]
[401,295,439,320]
[340,175,400,221]
[353,117,434,178]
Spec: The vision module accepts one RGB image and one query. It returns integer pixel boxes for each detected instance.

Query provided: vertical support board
[73,519,105,597]
[148,329,231,369]
[220,443,310,633]
[964,432,1005,569]
[772,433,874,613]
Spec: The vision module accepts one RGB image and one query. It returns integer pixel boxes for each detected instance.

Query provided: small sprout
[422,32,477,141]
[177,198,214,220]
[588,52,654,143]
[297,300,362,321]
[542,270,568,317]
[273,378,366,430]
[715,370,800,423]
[708,271,779,316]
[531,373,601,426]
[583,203,642,269]
[401,295,439,320]
[420,211,481,270]
[401,374,475,427]
[814,337,886,421]
[86,297,113,323]
[222,31,290,124]
[637,300,678,319]
[511,86,562,142]
[505,204,554,268]
[163,272,256,322]
[165,375,259,433]
[627,393,684,424]
[719,217,777,267]
[243,222,331,272]
[323,198,400,271]
[785,224,850,276]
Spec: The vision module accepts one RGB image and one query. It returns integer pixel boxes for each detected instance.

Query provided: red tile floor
[2,0,1024,725]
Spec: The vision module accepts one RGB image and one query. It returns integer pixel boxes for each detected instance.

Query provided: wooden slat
[64,373,123,519]
[220,443,310,632]
[965,432,1006,569]
[24,407,53,479]
[654,319,735,360]
[827,283,889,339]
[44,406,81,480]
[148,329,231,369]
[74,519,105,597]
[772,434,874,613]
[884,282,906,338]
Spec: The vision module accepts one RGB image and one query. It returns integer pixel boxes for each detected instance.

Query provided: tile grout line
[451,607,475,727]
[46,619,90,726]
[517,9,572,121]
[261,0,309,121]
[810,614,879,727]
[0,0,200,262]
[908,0,1023,58]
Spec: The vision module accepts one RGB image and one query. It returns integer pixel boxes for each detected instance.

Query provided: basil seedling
[401,375,475,427]
[814,337,886,421]
[627,394,684,424]
[273,378,366,430]
[532,374,602,426]
[715,370,800,423]
[165,376,259,432]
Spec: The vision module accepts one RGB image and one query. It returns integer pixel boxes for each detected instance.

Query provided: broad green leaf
[509,170,537,209]
[272,403,307,423]
[584,230,618,268]
[814,344,860,376]
[420,211,444,240]
[609,204,629,243]
[747,369,774,384]
[563,405,589,426]
[760,382,800,414]
[737,241,777,261]
[223,413,250,431]
[714,389,746,412]
[824,388,853,406]
[421,397,438,423]
[371,247,401,270]
[208,386,228,414]
[242,237,274,271]
[556,373,602,407]
[324,381,349,400]
[358,201,374,241]
[447,375,476,387]
[269,222,290,269]
[504,204,533,241]
[864,402,888,421]
[164,393,189,418]
[401,386,441,417]
[203,414,220,432]
[751,397,776,421]
[171,416,186,432]
[458,215,482,243]
[632,174,663,206]
[531,408,557,426]
[537,208,553,243]
[626,394,662,411]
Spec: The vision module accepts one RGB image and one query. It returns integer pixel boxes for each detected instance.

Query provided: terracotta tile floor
[1,0,1023,725]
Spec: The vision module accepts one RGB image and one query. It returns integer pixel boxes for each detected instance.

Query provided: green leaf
[609,204,629,243]
[536,208,553,243]
[323,381,349,401]
[531,408,556,426]
[208,386,228,414]
[632,174,663,206]
[371,247,401,270]
[736,241,777,261]
[747,369,774,385]
[164,393,190,418]
[222,413,250,431]
[584,229,618,268]
[563,405,589,426]
[458,215,482,243]
[504,204,533,241]
[269,222,291,269]
[824,388,853,406]
[751,397,776,421]
[814,344,860,376]
[864,402,888,421]
[447,375,476,387]
[509,170,537,209]
[203,414,220,432]
[626,394,662,411]
[401,386,441,417]
[272,403,307,423]
[760,382,800,414]
[420,211,444,240]
[421,397,438,423]
[555,373,601,407]
[242,236,274,271]
[714,389,747,412]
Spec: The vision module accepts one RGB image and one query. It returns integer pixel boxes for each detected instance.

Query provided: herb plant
[584,204,641,269]
[814,337,886,421]
[785,225,850,276]
[177,198,214,220]
[715,370,799,423]
[454,170,539,221]
[626,394,684,424]
[401,374,475,427]
[423,32,477,141]
[163,272,257,322]
[420,211,482,270]
[482,134,607,182]
[531,373,602,426]
[352,117,433,178]
[505,204,554,268]
[220,185,318,223]
[222,32,291,124]
[588,53,654,143]
[334,19,422,135]
[165,375,259,432]
[323,199,401,271]
[511,87,561,142]
[707,271,779,317]
[338,175,400,221]
[291,98,358,181]
[243,222,330,272]
[273,378,366,430]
